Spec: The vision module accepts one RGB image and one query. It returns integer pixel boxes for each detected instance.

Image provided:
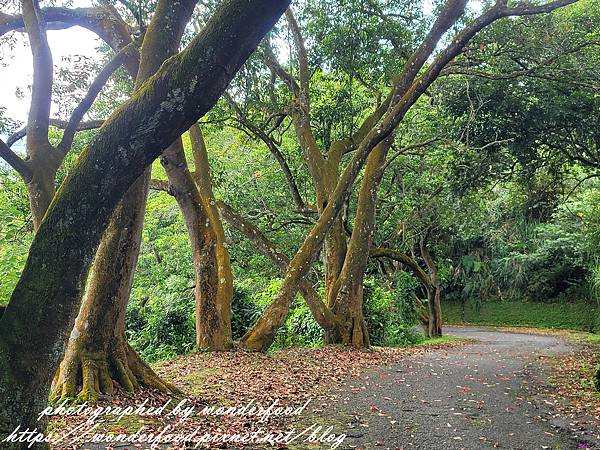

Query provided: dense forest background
[1,0,598,366]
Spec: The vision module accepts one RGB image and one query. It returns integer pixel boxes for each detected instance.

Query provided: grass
[417,335,468,346]
[444,300,600,333]
[584,334,600,344]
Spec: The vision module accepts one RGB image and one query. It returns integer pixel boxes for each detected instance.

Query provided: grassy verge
[444,300,600,333]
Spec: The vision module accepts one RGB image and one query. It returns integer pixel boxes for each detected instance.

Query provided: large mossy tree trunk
[0,1,290,446]
[51,170,176,401]
[50,0,196,401]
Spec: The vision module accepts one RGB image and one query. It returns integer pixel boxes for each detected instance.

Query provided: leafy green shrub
[127,273,196,362]
[363,274,424,347]
[0,169,32,304]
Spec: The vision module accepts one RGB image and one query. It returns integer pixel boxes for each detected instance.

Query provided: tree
[236,0,580,351]
[0,0,194,401]
[158,124,234,350]
[0,0,289,447]
[52,0,197,401]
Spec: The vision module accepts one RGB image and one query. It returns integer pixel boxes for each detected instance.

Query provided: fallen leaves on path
[49,341,464,449]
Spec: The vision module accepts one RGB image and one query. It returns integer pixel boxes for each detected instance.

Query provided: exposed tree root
[51,338,178,402]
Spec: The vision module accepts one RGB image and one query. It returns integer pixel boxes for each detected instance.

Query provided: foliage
[363,273,424,347]
[0,168,31,304]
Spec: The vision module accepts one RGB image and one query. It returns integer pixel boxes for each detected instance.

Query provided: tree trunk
[50,169,177,401]
[421,233,442,337]
[160,132,233,351]
[369,247,437,336]
[328,140,391,347]
[190,125,234,349]
[51,0,198,400]
[26,168,55,231]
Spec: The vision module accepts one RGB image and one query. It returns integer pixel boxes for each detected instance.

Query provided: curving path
[332,326,598,450]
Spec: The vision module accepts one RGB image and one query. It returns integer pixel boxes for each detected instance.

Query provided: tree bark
[50,0,197,401]
[0,1,289,446]
[327,139,392,347]
[160,129,233,351]
[26,156,59,230]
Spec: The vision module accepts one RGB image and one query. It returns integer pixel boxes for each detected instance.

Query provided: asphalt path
[335,326,597,450]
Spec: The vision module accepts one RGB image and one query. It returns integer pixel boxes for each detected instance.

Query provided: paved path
[333,326,598,450]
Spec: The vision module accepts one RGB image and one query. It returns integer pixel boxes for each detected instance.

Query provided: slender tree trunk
[421,234,442,337]
[369,247,437,335]
[328,140,391,347]
[190,125,233,349]
[160,132,233,351]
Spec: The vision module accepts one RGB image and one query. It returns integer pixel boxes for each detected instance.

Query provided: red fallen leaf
[369,405,380,412]
[375,440,384,446]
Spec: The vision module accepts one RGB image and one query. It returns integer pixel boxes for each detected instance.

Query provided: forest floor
[47,327,599,450]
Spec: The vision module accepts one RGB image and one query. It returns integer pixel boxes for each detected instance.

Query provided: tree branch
[369,247,433,290]
[149,178,171,194]
[58,41,139,153]
[262,41,300,97]
[7,120,105,148]
[22,0,53,149]
[285,8,310,109]
[224,93,309,212]
[0,139,33,182]
[381,138,441,171]
[216,200,338,329]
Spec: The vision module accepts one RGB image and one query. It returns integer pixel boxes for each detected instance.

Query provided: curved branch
[7,120,105,148]
[216,200,338,330]
[0,139,32,182]
[262,42,300,97]
[369,247,433,291]
[58,41,139,153]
